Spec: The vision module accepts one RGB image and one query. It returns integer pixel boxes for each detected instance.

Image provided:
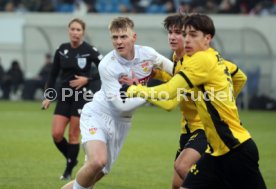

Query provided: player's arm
[148,96,183,111]
[225,60,247,98]
[45,47,61,89]
[123,53,210,100]
[155,53,174,75]
[231,68,247,98]
[151,68,172,82]
[124,71,195,100]
[90,45,103,67]
[112,97,147,112]
[143,46,174,75]
[119,71,179,111]
[99,63,147,112]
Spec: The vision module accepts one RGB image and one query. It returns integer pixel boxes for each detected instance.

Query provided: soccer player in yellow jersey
[121,14,266,189]
[148,14,247,189]
[151,14,208,189]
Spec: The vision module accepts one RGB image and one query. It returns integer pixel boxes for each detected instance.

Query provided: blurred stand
[21,53,52,100]
[1,60,24,100]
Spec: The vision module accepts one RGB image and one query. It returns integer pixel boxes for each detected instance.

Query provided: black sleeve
[88,45,103,80]
[90,46,103,68]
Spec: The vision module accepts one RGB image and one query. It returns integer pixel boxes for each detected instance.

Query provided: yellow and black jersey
[127,48,251,156]
[151,52,204,134]
[150,50,246,135]
[172,53,183,75]
[224,60,247,97]
[209,48,247,98]
[151,68,172,83]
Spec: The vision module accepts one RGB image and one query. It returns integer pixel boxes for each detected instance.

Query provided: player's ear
[205,34,212,43]
[133,32,137,42]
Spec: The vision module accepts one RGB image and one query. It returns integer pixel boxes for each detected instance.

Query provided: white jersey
[82,45,174,118]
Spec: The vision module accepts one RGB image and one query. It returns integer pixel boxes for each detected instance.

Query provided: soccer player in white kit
[61,17,174,189]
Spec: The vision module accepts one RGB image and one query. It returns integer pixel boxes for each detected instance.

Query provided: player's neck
[122,49,135,61]
[71,41,83,48]
[174,49,185,62]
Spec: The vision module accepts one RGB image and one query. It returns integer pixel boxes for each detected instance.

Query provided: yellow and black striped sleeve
[224,60,247,98]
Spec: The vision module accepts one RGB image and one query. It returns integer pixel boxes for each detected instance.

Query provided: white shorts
[80,110,131,174]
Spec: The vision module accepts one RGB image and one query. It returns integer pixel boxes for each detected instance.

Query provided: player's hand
[131,70,139,85]
[120,84,140,98]
[119,76,133,85]
[119,70,139,85]
[151,68,158,78]
[69,75,88,90]
[41,99,51,110]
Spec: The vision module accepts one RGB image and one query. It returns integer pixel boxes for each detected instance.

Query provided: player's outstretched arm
[148,97,183,111]
[123,72,191,100]
[231,68,247,98]
[111,96,147,112]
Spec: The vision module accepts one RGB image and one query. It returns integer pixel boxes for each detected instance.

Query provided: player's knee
[68,132,80,143]
[52,132,64,141]
[86,157,107,172]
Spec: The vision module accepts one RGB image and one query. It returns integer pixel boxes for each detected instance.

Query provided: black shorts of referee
[54,87,92,117]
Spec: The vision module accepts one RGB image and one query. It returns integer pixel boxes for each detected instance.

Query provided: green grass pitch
[0,101,275,189]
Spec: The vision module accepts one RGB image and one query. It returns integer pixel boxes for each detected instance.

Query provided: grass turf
[0,101,275,189]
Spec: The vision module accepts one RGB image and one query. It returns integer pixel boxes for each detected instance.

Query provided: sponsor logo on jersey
[141,61,150,73]
[59,50,69,58]
[89,127,98,135]
[78,58,87,69]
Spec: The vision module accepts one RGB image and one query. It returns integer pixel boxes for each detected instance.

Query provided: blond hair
[108,17,134,32]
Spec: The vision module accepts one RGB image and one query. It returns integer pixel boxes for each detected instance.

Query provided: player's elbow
[164,105,175,112]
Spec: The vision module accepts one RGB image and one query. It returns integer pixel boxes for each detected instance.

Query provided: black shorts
[54,88,90,118]
[175,129,207,160]
[183,139,267,189]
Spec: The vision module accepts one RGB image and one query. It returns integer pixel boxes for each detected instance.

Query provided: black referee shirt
[47,41,102,90]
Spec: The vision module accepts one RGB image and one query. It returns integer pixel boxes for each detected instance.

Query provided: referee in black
[41,18,103,180]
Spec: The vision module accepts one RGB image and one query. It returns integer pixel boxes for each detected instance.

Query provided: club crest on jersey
[141,61,150,73]
[77,58,87,69]
[89,127,98,135]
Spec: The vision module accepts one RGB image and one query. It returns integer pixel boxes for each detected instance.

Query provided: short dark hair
[184,13,215,38]
[163,13,186,31]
